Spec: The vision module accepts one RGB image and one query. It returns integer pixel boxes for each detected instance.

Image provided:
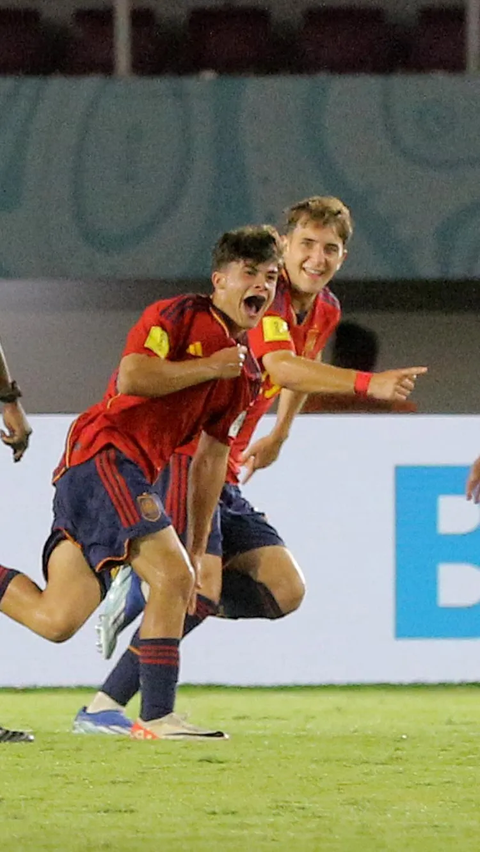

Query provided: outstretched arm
[263,349,426,401]
[0,340,31,462]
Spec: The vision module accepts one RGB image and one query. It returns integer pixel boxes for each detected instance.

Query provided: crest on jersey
[262,316,291,342]
[144,326,170,359]
[228,410,247,438]
[137,492,162,522]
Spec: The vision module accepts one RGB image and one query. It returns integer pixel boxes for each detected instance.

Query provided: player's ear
[211,270,226,292]
[336,248,348,271]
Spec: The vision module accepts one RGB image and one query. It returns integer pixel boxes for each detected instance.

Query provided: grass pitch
[1,685,480,851]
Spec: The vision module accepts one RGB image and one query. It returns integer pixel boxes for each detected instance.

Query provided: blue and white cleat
[96,564,145,660]
[72,706,133,736]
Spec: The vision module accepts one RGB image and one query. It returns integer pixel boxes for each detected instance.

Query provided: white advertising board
[1,414,480,687]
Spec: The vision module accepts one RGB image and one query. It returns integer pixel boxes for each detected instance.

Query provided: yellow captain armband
[144,326,170,359]
[262,316,291,343]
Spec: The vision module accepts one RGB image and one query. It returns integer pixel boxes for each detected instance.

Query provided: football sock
[218,570,284,620]
[0,566,21,604]
[139,637,180,722]
[183,594,218,637]
[101,596,218,709]
[102,628,141,708]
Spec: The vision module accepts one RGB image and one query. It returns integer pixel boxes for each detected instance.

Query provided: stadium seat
[0,8,49,74]
[63,7,170,75]
[297,6,392,73]
[184,7,275,74]
[406,6,466,72]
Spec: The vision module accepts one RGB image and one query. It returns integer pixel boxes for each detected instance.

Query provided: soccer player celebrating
[74,197,426,736]
[0,225,283,741]
[0,339,34,743]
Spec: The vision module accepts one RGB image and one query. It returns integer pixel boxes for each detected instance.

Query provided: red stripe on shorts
[95,450,139,528]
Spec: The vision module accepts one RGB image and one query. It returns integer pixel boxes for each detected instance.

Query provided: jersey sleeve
[122,299,185,361]
[247,312,296,364]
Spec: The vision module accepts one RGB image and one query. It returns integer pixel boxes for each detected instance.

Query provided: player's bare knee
[281,572,306,614]
[43,616,78,643]
[269,563,306,615]
[145,555,195,605]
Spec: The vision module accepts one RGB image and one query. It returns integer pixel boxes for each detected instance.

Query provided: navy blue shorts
[157,453,222,557]
[219,483,285,564]
[43,447,172,595]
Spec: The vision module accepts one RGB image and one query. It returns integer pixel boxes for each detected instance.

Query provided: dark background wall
[2,278,478,415]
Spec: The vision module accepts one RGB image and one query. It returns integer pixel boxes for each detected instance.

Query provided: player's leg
[221,545,305,618]
[76,454,223,734]
[76,560,223,735]
[0,539,102,641]
[95,452,222,660]
[126,527,227,740]
[219,483,306,620]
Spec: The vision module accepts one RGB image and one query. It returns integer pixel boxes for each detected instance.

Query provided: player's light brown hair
[212,225,283,272]
[284,196,353,245]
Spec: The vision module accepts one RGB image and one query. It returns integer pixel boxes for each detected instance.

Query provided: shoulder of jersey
[269,273,290,314]
[319,286,341,312]
[148,293,212,320]
[154,293,210,311]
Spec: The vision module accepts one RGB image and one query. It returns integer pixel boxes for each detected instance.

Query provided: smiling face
[212,258,278,332]
[283,217,347,298]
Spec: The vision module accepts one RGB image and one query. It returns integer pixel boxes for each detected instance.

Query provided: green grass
[1,686,480,851]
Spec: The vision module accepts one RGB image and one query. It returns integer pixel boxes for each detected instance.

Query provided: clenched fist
[207,345,248,379]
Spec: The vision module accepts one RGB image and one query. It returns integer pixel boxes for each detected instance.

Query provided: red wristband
[354,371,373,397]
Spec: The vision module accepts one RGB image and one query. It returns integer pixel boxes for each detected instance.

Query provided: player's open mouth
[243,295,267,318]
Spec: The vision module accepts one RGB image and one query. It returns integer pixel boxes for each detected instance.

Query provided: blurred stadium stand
[297,7,393,73]
[182,7,277,74]
[0,1,472,75]
[405,5,466,71]
[63,7,172,75]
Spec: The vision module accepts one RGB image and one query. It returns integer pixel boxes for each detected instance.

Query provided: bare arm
[263,349,426,401]
[241,388,307,484]
[117,348,247,397]
[187,432,230,558]
[0,340,32,462]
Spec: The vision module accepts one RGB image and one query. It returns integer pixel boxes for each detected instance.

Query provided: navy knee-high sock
[102,628,141,707]
[101,595,218,712]
[139,637,180,722]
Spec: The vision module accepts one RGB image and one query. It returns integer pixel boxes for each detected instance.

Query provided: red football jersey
[225,270,341,482]
[54,295,261,484]
[177,271,341,483]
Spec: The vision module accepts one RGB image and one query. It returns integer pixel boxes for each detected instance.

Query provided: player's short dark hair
[212,225,283,272]
[284,196,353,245]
